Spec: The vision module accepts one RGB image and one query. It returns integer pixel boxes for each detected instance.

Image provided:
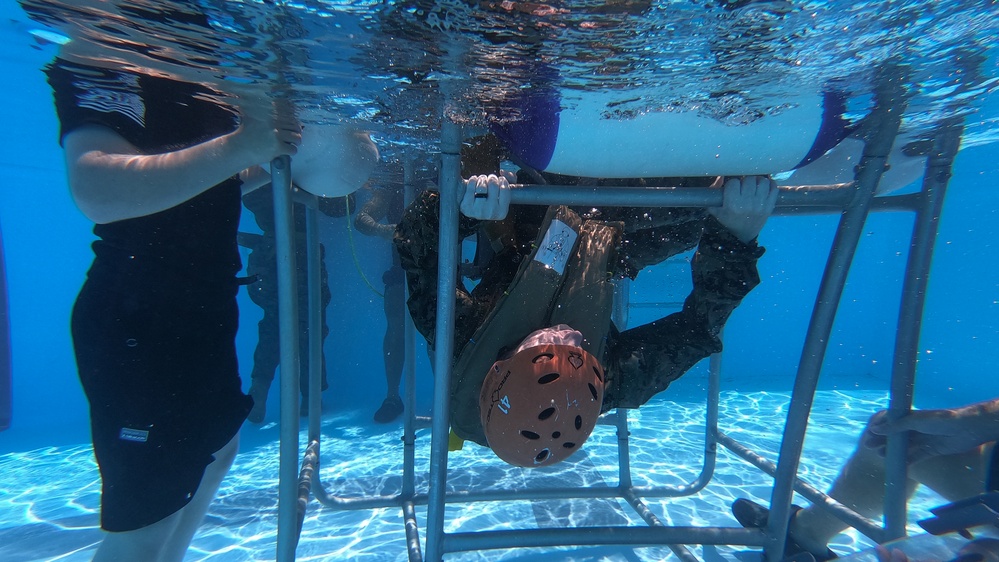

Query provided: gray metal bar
[763,67,907,562]
[883,121,963,539]
[402,159,418,501]
[717,431,886,543]
[272,155,302,562]
[508,183,853,207]
[297,440,319,538]
[621,489,699,562]
[444,526,767,553]
[616,409,634,488]
[403,500,424,562]
[424,121,464,562]
[306,203,322,442]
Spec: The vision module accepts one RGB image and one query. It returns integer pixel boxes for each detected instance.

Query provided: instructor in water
[395,169,777,468]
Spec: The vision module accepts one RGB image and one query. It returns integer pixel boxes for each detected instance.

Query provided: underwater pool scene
[2,0,999,560]
[0,390,956,561]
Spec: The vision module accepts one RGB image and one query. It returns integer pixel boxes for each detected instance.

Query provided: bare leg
[93,511,181,562]
[791,426,991,553]
[157,434,241,562]
[383,276,405,398]
[374,272,406,423]
[91,435,239,561]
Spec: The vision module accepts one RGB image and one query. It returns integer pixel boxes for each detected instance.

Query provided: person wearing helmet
[395,168,776,468]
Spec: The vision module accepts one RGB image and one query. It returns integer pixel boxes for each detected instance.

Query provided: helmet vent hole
[532,352,555,364]
[537,373,560,385]
[535,449,551,463]
[552,431,561,438]
[588,383,598,401]
[520,430,540,440]
[563,442,576,449]
[575,415,583,430]
[593,366,604,382]
[538,407,556,420]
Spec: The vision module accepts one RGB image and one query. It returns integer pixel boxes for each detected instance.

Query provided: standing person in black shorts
[48,44,300,560]
[354,181,408,423]
[240,186,353,423]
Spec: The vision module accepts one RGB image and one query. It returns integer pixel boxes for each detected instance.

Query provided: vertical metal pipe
[425,122,463,562]
[307,203,322,442]
[883,122,963,538]
[764,68,906,561]
[272,155,302,562]
[701,349,721,484]
[402,158,418,499]
[616,409,633,488]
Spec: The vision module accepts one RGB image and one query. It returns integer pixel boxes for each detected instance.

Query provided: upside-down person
[394,169,777,468]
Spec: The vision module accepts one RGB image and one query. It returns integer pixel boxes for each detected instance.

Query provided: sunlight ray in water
[0,390,952,561]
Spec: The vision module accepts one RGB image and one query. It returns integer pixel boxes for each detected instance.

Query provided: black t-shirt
[46,59,242,294]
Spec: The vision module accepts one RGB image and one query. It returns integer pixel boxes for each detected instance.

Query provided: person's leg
[93,511,182,562]
[248,307,280,423]
[788,433,920,554]
[790,427,991,555]
[155,433,241,562]
[374,269,406,423]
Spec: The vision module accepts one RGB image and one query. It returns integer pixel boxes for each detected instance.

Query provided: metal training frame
[268,64,968,562]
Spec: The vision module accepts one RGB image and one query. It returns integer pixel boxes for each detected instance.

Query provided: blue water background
[0,0,998,448]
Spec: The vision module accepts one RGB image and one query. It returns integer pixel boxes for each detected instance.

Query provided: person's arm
[63,111,301,224]
[355,188,396,240]
[864,399,999,464]
[603,177,776,410]
[239,165,272,195]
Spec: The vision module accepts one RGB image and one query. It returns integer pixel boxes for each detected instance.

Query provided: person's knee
[95,512,181,561]
[210,435,240,471]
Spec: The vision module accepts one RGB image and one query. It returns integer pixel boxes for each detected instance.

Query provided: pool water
[0,389,949,561]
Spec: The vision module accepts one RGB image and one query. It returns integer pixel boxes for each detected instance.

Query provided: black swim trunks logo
[119,427,150,443]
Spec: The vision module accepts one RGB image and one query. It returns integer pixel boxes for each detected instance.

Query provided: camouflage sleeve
[393,190,484,350]
[602,215,765,411]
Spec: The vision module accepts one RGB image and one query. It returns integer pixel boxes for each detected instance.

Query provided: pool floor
[0,390,949,561]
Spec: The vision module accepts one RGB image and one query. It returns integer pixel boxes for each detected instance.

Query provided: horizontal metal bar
[317,480,741,510]
[508,183,854,208]
[443,526,767,553]
[716,431,886,543]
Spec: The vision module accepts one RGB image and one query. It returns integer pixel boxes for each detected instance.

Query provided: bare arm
[355,188,396,239]
[64,112,301,224]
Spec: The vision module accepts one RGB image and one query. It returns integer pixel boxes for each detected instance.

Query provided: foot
[247,383,270,424]
[373,395,404,423]
[731,499,838,561]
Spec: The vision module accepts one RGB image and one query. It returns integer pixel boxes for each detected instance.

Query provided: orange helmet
[479,344,605,467]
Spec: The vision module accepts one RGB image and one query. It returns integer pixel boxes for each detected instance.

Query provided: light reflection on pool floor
[0,390,949,561]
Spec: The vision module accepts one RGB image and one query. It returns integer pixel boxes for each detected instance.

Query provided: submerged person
[48,50,299,559]
[732,398,999,562]
[354,182,409,423]
[395,170,777,468]
[240,185,351,423]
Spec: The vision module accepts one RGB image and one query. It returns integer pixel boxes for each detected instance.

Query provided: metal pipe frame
[271,155,302,562]
[761,65,908,561]
[276,66,966,562]
[883,118,964,538]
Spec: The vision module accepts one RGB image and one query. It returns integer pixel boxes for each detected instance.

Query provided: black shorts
[72,279,251,532]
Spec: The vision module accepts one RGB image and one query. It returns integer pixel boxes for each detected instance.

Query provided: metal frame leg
[883,119,964,539]
[272,155,302,562]
[763,65,908,561]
